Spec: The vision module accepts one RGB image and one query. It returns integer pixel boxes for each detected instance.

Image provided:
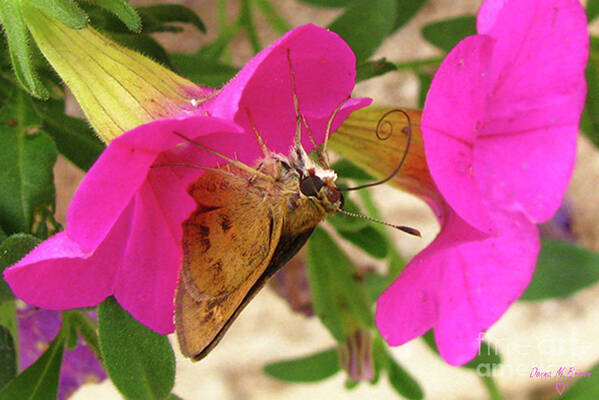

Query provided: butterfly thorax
[269,145,343,229]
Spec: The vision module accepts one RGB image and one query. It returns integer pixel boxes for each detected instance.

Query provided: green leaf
[306,233,346,341]
[462,341,502,370]
[421,15,477,52]
[327,197,369,232]
[520,239,599,301]
[338,226,388,259]
[253,0,291,35]
[356,58,397,82]
[306,228,373,341]
[560,361,599,399]
[345,379,360,389]
[171,52,239,88]
[581,44,599,148]
[422,330,502,369]
[364,272,392,302]
[0,89,57,234]
[86,0,141,32]
[0,227,6,244]
[239,0,261,53]
[107,32,173,68]
[0,303,18,361]
[416,71,432,108]
[0,234,41,303]
[64,310,101,359]
[387,357,424,399]
[298,0,355,7]
[328,0,397,62]
[0,320,67,400]
[32,99,104,171]
[0,325,17,390]
[166,395,183,400]
[370,335,387,384]
[98,297,175,400]
[391,0,427,31]
[66,322,78,350]
[587,0,599,22]
[0,0,49,98]
[332,159,374,182]
[137,4,206,33]
[26,0,87,29]
[264,348,340,382]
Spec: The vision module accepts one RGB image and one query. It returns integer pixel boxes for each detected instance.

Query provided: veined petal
[376,208,488,347]
[421,35,496,234]
[435,210,539,365]
[3,203,133,309]
[112,179,183,334]
[67,116,242,253]
[377,206,539,366]
[475,0,588,222]
[209,24,369,158]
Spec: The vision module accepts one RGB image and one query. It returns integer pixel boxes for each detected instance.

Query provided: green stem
[253,0,291,34]
[480,376,505,400]
[357,189,405,277]
[240,0,261,54]
[393,57,445,71]
[200,17,241,59]
[0,301,19,370]
[217,0,232,62]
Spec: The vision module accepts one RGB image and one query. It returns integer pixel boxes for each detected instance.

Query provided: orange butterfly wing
[175,168,285,360]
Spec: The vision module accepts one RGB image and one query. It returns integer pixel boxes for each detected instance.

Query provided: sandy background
[52,0,599,399]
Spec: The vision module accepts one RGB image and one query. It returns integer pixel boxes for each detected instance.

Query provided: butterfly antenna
[286,49,303,149]
[150,163,251,183]
[171,131,275,182]
[337,208,421,237]
[337,109,412,192]
[322,95,350,167]
[244,108,270,158]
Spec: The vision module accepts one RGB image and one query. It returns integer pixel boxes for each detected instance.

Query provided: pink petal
[67,116,242,253]
[376,207,539,366]
[209,24,369,157]
[473,125,578,222]
[376,209,487,346]
[476,0,508,33]
[3,203,134,309]
[435,210,539,365]
[475,0,588,222]
[421,35,497,234]
[376,242,441,346]
[112,180,182,334]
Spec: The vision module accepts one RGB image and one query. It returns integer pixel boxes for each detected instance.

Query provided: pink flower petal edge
[377,207,539,365]
[422,0,588,230]
[210,24,364,155]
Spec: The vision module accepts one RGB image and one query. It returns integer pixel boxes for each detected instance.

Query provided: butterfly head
[298,169,343,213]
[288,143,343,214]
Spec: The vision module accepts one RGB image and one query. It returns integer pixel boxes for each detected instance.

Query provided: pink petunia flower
[376,0,588,365]
[4,24,370,334]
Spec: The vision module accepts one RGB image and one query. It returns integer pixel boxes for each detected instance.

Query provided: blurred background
[40,0,597,399]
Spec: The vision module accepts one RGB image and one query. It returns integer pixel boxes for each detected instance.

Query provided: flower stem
[480,375,505,400]
[393,57,445,71]
[240,0,261,54]
[254,0,291,34]
[217,0,232,63]
[0,301,19,370]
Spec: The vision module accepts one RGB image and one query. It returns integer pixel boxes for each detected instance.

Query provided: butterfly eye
[299,175,324,197]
